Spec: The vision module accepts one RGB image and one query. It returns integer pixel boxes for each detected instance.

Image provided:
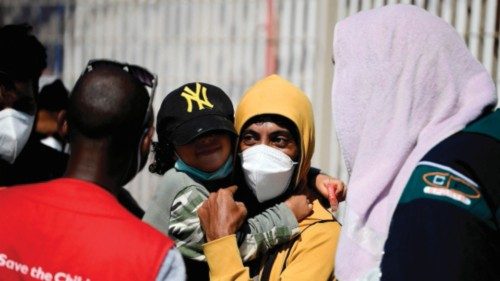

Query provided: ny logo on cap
[181,82,214,113]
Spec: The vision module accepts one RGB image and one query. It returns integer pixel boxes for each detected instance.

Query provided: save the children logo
[181,82,214,112]
[421,171,480,206]
[0,253,91,281]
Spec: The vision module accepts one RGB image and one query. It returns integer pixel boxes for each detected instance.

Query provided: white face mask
[0,108,35,164]
[240,144,297,203]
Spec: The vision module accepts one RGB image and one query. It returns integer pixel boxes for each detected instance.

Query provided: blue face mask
[174,156,233,181]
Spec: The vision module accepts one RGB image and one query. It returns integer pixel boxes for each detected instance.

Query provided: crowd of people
[0,4,498,281]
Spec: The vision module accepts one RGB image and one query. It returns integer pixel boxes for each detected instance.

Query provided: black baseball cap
[157,82,237,146]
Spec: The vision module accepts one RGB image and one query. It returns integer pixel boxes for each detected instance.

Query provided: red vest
[0,178,174,281]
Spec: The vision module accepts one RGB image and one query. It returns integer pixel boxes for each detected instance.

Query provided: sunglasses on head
[83,59,158,127]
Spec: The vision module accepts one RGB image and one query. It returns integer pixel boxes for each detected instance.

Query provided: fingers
[333,180,346,202]
[306,198,313,210]
[197,201,207,217]
[235,201,248,222]
[326,182,339,212]
[197,187,247,241]
[235,201,246,211]
[285,194,313,221]
[197,200,211,234]
[223,185,238,195]
[337,182,347,197]
[205,185,237,204]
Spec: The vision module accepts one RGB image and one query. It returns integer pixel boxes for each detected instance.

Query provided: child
[143,82,343,280]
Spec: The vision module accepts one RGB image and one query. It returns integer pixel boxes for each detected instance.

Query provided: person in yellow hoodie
[197,74,341,281]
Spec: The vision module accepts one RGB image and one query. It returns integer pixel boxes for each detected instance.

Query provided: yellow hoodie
[203,75,340,281]
[235,74,314,187]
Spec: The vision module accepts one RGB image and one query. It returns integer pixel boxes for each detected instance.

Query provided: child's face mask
[175,155,233,182]
[0,108,34,164]
[240,144,297,202]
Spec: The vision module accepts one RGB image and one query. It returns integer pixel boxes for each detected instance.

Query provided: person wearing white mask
[0,105,34,163]
[198,75,342,281]
[0,24,67,185]
[144,81,344,280]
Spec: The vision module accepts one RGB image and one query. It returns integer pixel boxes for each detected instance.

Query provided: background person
[0,34,145,217]
[35,78,69,153]
[0,23,68,185]
[331,4,499,280]
[0,60,185,280]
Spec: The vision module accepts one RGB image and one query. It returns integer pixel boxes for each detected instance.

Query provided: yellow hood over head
[235,74,315,186]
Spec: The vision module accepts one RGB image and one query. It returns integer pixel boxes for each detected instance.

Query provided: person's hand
[285,194,313,222]
[315,175,346,212]
[197,185,247,242]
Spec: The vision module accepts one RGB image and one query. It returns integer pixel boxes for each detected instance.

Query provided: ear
[57,110,69,140]
[141,125,155,155]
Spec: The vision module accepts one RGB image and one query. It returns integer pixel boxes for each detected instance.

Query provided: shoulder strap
[260,246,279,281]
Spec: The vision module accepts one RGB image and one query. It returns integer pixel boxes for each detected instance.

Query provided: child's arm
[168,185,309,262]
[168,185,209,261]
[235,194,311,261]
[308,167,346,212]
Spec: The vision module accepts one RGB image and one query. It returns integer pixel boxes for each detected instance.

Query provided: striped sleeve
[169,185,209,261]
[170,187,299,262]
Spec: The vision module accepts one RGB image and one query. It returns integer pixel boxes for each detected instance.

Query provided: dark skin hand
[197,185,248,242]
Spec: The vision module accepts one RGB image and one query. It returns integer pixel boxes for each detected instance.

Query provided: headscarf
[331,4,497,280]
[235,74,315,188]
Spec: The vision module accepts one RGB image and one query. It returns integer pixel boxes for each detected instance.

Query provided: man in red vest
[0,60,185,280]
